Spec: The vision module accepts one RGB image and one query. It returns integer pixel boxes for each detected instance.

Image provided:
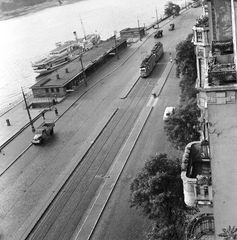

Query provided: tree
[218,226,237,240]
[164,98,201,151]
[129,153,195,240]
[175,33,196,79]
[164,2,180,17]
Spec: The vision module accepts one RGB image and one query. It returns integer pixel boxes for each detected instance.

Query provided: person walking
[54,107,58,116]
[41,111,45,120]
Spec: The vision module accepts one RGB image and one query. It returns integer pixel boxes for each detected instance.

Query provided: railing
[0,91,32,117]
[187,213,214,239]
[208,69,236,86]
[212,40,233,55]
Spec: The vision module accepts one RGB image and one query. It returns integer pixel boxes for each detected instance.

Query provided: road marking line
[147,96,154,106]
[152,97,159,107]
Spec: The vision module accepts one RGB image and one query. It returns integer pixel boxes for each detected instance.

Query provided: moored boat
[32,42,81,75]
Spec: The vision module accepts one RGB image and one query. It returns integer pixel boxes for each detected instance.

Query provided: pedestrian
[55,107,58,116]
[41,111,45,120]
[52,99,56,106]
[169,53,172,63]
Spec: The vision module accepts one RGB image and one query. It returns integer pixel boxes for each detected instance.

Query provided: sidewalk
[0,98,65,150]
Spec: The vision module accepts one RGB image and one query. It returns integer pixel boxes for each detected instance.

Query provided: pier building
[30,38,127,108]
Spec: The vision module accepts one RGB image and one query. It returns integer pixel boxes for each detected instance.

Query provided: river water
[0,0,185,113]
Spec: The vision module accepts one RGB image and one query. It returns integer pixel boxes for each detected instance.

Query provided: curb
[0,109,47,152]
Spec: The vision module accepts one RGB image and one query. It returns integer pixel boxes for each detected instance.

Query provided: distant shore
[0,0,84,21]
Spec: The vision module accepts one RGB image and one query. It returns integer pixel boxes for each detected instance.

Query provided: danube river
[0,0,185,112]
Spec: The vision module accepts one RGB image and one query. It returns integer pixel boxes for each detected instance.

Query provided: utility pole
[79,55,87,87]
[114,30,119,60]
[137,18,142,41]
[21,87,35,132]
[156,8,159,28]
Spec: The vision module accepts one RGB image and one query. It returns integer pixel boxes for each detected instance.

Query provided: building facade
[182,0,237,239]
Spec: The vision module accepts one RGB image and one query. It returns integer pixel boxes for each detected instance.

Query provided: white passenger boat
[31,42,81,75]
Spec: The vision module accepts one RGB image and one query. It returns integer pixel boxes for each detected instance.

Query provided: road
[0,8,201,240]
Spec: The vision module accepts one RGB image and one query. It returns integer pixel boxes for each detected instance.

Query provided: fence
[0,91,32,117]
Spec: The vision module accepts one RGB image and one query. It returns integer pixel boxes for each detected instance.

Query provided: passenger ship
[32,32,100,76]
[31,42,81,75]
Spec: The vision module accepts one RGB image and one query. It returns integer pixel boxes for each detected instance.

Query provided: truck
[32,122,55,144]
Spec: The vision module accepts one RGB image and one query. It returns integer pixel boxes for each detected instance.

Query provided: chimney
[73,31,79,43]
[65,68,69,73]
[56,74,60,79]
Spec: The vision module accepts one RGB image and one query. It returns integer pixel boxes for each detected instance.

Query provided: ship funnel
[73,31,79,43]
[56,74,60,79]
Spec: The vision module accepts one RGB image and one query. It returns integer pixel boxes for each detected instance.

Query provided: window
[56,88,60,92]
[51,88,55,93]
[197,31,203,42]
[45,89,49,93]
[204,186,209,196]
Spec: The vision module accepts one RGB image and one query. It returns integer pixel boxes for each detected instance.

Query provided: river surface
[0,0,185,113]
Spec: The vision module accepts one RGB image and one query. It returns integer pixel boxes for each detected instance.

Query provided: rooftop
[207,103,237,239]
[31,38,126,89]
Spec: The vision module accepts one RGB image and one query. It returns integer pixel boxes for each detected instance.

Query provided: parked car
[163,107,175,120]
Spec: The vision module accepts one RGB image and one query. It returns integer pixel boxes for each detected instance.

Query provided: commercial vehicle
[32,122,55,144]
[140,42,164,77]
[163,107,175,120]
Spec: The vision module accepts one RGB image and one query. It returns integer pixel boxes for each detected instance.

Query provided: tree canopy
[164,2,181,17]
[164,98,201,151]
[129,153,194,240]
[175,33,197,79]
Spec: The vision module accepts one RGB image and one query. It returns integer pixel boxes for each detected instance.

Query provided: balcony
[181,141,212,207]
[211,40,233,55]
[195,16,209,28]
[186,213,215,240]
[207,54,236,86]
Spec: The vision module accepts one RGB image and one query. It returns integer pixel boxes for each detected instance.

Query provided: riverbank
[0,0,84,21]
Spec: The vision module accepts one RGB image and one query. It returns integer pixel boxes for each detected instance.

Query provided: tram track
[20,71,157,240]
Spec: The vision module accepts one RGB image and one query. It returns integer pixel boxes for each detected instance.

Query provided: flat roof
[31,38,126,89]
[208,103,237,239]
[120,27,145,33]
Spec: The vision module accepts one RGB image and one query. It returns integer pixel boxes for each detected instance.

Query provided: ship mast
[79,15,87,40]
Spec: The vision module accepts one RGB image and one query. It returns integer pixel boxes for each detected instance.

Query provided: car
[191,2,200,8]
[163,107,175,121]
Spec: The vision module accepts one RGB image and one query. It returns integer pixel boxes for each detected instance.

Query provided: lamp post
[155,8,159,29]
[79,54,87,87]
[114,30,119,60]
[137,18,142,41]
[21,87,35,132]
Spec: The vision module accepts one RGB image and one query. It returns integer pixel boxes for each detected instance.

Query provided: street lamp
[156,8,159,29]
[114,30,119,60]
[21,87,35,132]
[137,18,142,41]
[79,54,87,87]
